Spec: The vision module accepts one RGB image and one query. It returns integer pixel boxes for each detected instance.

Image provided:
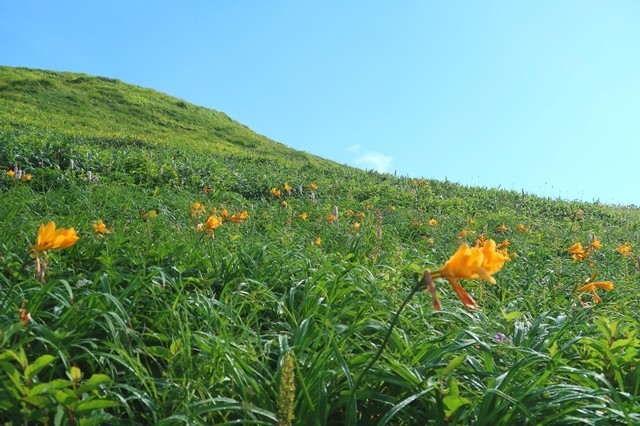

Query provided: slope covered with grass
[1,66,639,425]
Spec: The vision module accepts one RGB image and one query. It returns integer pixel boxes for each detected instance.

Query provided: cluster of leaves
[1,67,640,424]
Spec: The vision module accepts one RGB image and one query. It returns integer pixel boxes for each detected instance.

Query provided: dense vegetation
[1,66,639,425]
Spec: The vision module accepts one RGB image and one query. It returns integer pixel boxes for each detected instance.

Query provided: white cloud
[346,145,393,173]
[357,152,393,173]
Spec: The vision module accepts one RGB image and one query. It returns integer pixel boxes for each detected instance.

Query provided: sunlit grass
[1,66,640,424]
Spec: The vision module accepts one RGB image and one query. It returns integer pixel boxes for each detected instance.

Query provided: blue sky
[2,1,639,205]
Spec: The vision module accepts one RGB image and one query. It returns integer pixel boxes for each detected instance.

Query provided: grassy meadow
[1,66,639,425]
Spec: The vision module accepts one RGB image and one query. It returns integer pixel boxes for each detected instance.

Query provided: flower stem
[347,270,432,421]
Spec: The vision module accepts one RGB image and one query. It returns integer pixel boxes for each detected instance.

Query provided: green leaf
[441,355,466,377]
[0,349,21,364]
[54,405,65,426]
[501,310,524,322]
[25,354,56,380]
[594,317,614,342]
[75,399,119,414]
[29,379,73,396]
[76,374,112,394]
[54,389,77,406]
[407,263,424,274]
[0,323,24,346]
[0,361,26,394]
[170,340,182,356]
[377,388,434,426]
[443,395,470,417]
[22,394,49,409]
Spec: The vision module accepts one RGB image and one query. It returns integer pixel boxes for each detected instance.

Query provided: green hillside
[0,66,325,163]
[1,66,639,425]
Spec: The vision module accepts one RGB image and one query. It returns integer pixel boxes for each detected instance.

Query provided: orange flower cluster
[575,279,614,305]
[616,242,633,257]
[347,210,366,220]
[92,219,110,237]
[430,239,510,309]
[5,168,32,182]
[568,237,603,262]
[191,202,206,217]
[196,206,249,239]
[270,187,282,198]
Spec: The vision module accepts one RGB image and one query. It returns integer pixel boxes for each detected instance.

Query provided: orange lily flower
[576,281,614,304]
[568,242,590,261]
[616,242,633,257]
[92,219,110,237]
[228,211,249,224]
[430,239,510,309]
[205,215,223,231]
[34,222,79,253]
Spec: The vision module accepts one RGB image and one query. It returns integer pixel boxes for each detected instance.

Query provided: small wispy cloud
[347,146,393,173]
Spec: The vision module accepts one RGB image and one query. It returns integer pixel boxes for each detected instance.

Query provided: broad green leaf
[443,395,470,417]
[29,379,73,396]
[75,399,119,414]
[22,394,49,409]
[76,374,112,394]
[54,389,77,406]
[25,354,56,380]
[0,361,26,393]
[0,349,22,364]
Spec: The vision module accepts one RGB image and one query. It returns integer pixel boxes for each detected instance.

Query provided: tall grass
[1,66,639,424]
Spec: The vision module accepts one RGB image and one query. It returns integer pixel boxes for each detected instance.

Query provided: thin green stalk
[346,270,432,423]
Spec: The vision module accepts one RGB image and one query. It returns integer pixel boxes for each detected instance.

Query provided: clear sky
[2,1,639,205]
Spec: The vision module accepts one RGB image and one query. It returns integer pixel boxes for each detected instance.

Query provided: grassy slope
[1,66,639,424]
[0,66,323,163]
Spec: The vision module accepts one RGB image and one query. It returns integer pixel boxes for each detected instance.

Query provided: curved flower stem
[347,270,433,422]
